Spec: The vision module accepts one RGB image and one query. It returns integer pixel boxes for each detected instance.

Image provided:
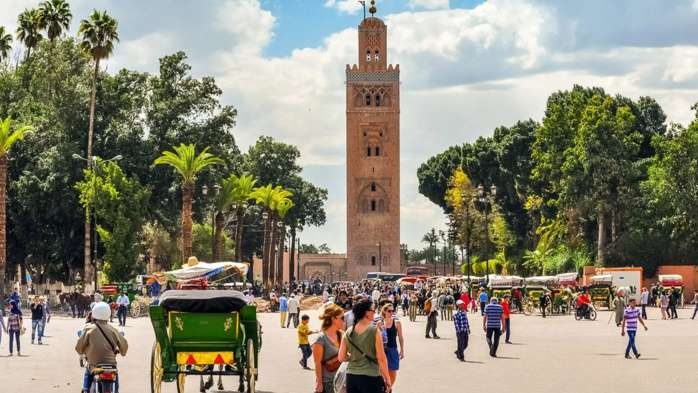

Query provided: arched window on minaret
[371,182,376,192]
[371,256,376,266]
[366,146,372,157]
[375,50,380,62]
[375,94,381,107]
[371,200,377,211]
[366,50,372,62]
[365,93,371,106]
[375,146,380,156]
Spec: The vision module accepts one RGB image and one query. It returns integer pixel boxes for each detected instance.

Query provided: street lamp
[72,154,122,293]
[201,184,221,261]
[376,241,382,272]
[477,184,497,286]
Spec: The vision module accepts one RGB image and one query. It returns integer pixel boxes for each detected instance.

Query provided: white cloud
[214,0,276,55]
[324,0,363,14]
[408,0,450,10]
[107,32,177,73]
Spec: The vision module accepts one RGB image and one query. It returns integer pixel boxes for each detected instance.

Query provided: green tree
[16,9,43,61]
[422,228,439,275]
[153,144,223,262]
[249,184,292,286]
[38,0,72,42]
[0,27,12,62]
[77,10,119,279]
[0,117,32,292]
[228,174,257,261]
[75,161,150,282]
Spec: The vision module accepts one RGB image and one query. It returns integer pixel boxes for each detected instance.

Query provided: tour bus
[366,272,406,282]
[404,266,430,277]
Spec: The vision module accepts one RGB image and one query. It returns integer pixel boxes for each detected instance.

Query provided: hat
[187,256,199,267]
[456,299,464,306]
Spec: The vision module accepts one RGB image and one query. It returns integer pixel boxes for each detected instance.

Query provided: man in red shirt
[501,294,512,343]
[577,290,591,318]
[460,291,471,312]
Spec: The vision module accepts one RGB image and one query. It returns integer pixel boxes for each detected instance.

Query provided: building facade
[346,9,400,281]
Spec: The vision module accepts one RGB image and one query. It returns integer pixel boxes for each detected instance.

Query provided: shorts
[385,346,400,370]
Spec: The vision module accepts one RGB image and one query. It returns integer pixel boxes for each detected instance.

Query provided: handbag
[321,331,343,372]
[332,361,348,393]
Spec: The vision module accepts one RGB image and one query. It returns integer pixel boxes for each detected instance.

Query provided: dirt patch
[301,296,324,310]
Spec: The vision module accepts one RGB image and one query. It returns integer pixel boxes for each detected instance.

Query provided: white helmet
[92,302,111,321]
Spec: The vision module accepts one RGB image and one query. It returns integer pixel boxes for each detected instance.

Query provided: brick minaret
[346,4,400,280]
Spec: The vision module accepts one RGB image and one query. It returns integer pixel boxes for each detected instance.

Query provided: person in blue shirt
[483,298,506,357]
[279,293,289,328]
[478,290,489,316]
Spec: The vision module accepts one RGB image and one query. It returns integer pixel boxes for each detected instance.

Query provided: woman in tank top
[377,303,404,387]
[312,304,344,393]
[338,299,392,393]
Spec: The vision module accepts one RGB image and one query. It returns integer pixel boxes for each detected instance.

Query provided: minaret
[346,1,400,280]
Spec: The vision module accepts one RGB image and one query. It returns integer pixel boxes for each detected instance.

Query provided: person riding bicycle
[576,291,592,318]
[75,302,128,393]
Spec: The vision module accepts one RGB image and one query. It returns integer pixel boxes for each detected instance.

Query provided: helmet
[91,302,111,321]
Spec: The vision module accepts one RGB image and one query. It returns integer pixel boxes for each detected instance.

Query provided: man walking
[425,291,440,339]
[483,297,505,357]
[453,300,470,361]
[691,290,698,320]
[621,298,647,359]
[279,293,289,328]
[287,294,300,328]
[116,291,130,327]
[640,287,649,320]
[501,295,512,343]
[478,289,488,316]
[30,295,44,345]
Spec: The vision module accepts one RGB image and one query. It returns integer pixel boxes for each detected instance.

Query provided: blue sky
[3,0,698,254]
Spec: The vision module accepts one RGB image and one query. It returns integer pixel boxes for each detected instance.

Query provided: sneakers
[425,335,431,339]
[624,354,632,359]
[433,335,441,339]
[635,353,641,359]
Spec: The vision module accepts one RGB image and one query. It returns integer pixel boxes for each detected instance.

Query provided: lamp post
[261,211,269,288]
[376,241,382,272]
[72,154,123,293]
[477,184,497,286]
[438,230,446,276]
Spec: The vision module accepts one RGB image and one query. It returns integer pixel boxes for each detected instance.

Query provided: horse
[60,292,93,318]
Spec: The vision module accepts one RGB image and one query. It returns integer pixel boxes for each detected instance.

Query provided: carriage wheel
[151,342,163,393]
[176,367,186,393]
[246,338,256,393]
[131,302,142,318]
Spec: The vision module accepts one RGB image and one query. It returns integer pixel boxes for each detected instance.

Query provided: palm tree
[230,174,256,261]
[38,0,72,42]
[274,198,294,284]
[422,228,439,275]
[250,185,292,286]
[154,144,223,262]
[78,10,119,172]
[0,117,32,297]
[16,9,43,61]
[0,27,12,62]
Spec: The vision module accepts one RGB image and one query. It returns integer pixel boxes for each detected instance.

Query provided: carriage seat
[159,289,247,313]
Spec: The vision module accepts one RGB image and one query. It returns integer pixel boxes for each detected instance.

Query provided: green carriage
[149,290,261,393]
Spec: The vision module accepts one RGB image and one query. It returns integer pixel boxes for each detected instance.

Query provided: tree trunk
[261,215,271,286]
[267,220,276,288]
[213,211,225,262]
[83,58,100,286]
[276,226,285,285]
[235,208,244,261]
[0,155,6,299]
[181,182,194,262]
[289,227,297,283]
[596,211,606,266]
[611,208,618,244]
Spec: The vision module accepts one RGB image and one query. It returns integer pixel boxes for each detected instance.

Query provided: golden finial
[369,0,377,16]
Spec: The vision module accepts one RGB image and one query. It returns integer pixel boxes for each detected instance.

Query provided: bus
[404,266,430,277]
[366,272,406,282]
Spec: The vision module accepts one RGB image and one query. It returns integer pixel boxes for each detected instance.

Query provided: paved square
[1,306,697,392]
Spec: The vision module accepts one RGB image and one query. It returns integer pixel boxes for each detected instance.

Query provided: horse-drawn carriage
[149,290,261,393]
[522,276,558,316]
[588,274,614,311]
[487,275,524,301]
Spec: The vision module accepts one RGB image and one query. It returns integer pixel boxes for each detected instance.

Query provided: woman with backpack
[338,299,392,393]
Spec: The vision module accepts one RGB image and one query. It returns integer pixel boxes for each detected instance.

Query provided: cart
[149,290,261,393]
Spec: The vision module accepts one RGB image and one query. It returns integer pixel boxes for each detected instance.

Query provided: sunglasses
[385,309,394,313]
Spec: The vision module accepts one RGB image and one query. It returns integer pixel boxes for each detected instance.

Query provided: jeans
[83,367,119,392]
[693,304,698,319]
[299,344,312,367]
[9,329,20,354]
[455,331,469,360]
[504,318,511,342]
[39,319,47,337]
[625,330,639,357]
[480,302,486,315]
[670,304,678,319]
[425,311,438,337]
[641,305,647,320]
[31,319,44,342]
[486,328,501,356]
[117,305,128,326]
[287,313,299,328]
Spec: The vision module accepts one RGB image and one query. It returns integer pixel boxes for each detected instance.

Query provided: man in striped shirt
[621,298,648,359]
[483,298,506,357]
[453,300,470,361]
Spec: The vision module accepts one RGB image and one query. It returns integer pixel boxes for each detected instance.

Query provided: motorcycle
[78,330,124,393]
[574,303,597,321]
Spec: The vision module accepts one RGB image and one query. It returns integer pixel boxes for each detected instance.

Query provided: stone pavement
[1,306,697,392]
